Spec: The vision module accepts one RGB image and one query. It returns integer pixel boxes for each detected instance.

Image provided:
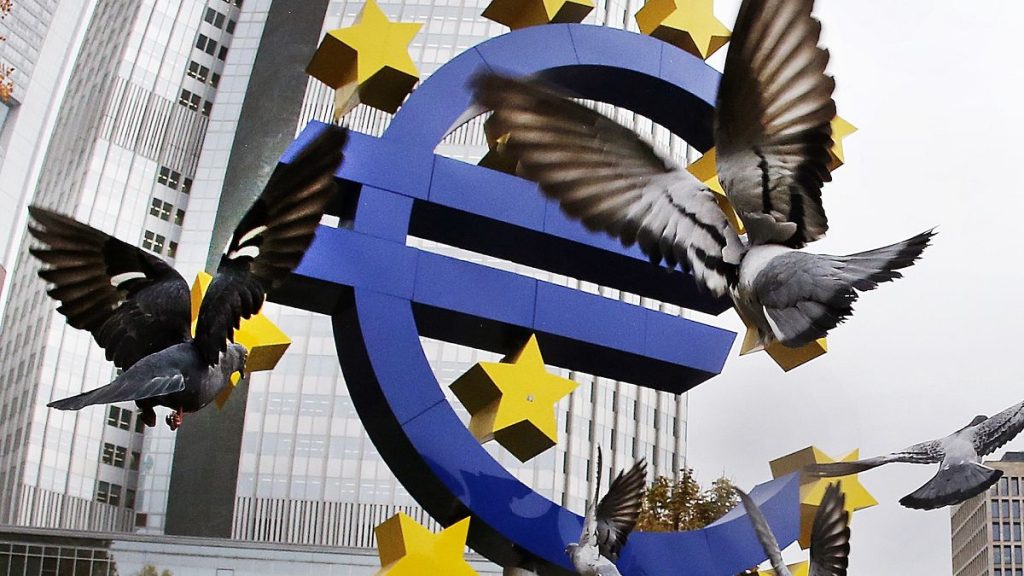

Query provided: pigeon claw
[165,409,184,431]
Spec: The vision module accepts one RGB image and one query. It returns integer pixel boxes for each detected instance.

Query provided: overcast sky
[684,1,1024,574]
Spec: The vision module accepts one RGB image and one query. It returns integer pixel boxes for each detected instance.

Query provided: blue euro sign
[277,24,801,576]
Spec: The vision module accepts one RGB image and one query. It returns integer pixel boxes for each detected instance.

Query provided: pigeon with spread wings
[472,0,933,350]
[565,447,647,575]
[29,125,348,430]
[736,482,850,576]
[806,399,1024,510]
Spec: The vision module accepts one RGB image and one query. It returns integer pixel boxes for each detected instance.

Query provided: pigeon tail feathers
[899,462,1001,510]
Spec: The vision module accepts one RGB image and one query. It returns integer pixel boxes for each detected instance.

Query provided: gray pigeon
[566,447,647,575]
[736,482,850,576]
[29,125,348,430]
[805,400,1024,510]
[472,0,934,350]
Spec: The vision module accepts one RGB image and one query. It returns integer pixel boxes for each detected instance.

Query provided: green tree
[636,468,739,531]
[137,565,172,576]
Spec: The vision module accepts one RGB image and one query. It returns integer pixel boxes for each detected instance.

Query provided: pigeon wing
[596,459,647,561]
[472,73,744,296]
[808,483,851,576]
[805,440,945,477]
[715,0,835,247]
[28,206,191,369]
[971,400,1024,456]
[734,486,790,576]
[49,373,186,410]
[194,125,347,365]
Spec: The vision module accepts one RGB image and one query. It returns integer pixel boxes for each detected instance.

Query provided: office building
[951,452,1024,576]
[0,0,243,531]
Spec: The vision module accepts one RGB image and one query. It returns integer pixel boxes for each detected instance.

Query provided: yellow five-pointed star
[190,272,291,408]
[482,0,595,30]
[450,335,578,462]
[770,446,877,549]
[306,0,422,116]
[828,115,857,171]
[636,0,731,60]
[375,514,478,575]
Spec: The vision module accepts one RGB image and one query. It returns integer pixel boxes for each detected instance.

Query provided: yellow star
[190,272,291,408]
[687,147,745,235]
[450,335,578,462]
[635,0,731,60]
[738,322,828,372]
[375,514,478,575]
[482,0,594,30]
[306,0,422,116]
[770,446,877,549]
[758,561,808,576]
[828,115,857,171]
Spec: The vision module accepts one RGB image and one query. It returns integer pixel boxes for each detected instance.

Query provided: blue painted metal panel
[429,155,548,231]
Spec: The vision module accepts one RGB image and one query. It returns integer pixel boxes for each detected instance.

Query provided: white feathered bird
[472,0,934,350]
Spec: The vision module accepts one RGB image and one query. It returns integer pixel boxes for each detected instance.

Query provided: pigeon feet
[165,409,184,431]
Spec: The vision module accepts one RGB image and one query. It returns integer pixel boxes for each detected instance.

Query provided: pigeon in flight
[472,0,934,350]
[566,447,647,575]
[28,125,348,430]
[805,400,1024,510]
[736,482,850,576]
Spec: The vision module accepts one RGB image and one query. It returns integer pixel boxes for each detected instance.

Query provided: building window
[158,166,182,190]
[174,208,185,226]
[196,33,217,55]
[142,231,166,254]
[1015,501,1021,519]
[108,484,122,507]
[181,177,193,195]
[187,60,209,82]
[995,500,1002,518]
[179,89,201,111]
[126,489,136,509]
[226,19,236,34]
[204,7,227,28]
[150,198,173,221]
[130,451,141,471]
[217,45,228,61]
[167,241,178,259]
[210,72,221,88]
[101,443,116,466]
[96,481,110,504]
[113,445,127,468]
[202,100,213,116]
[107,406,132,430]
[135,415,146,434]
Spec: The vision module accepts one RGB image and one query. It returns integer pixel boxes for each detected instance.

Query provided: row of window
[994,499,1022,519]
[195,33,229,62]
[150,198,185,225]
[995,569,1024,576]
[142,230,178,258]
[100,442,141,471]
[96,480,136,509]
[157,165,193,193]
[179,88,214,116]
[187,60,221,88]
[204,6,237,34]
[995,477,1024,497]
[995,544,1024,565]
[106,406,145,434]
[995,521,1024,541]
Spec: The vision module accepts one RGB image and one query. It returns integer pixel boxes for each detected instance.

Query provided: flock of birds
[20,0,1024,573]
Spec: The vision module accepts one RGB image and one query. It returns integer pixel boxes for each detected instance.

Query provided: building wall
[0,0,243,531]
